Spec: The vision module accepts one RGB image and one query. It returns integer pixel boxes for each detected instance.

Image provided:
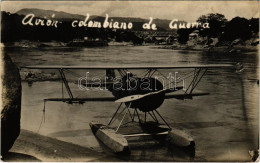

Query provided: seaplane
[21,64,238,153]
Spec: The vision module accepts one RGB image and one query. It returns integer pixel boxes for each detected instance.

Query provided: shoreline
[3,129,122,162]
[154,45,259,53]
[2,41,259,53]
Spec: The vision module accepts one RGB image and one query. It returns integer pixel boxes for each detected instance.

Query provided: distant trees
[176,13,259,44]
[221,17,252,41]
[176,13,228,44]
[197,13,259,42]
[197,13,227,37]
[177,28,193,44]
[249,18,259,33]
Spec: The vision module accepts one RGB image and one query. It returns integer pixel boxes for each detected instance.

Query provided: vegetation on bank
[177,13,259,46]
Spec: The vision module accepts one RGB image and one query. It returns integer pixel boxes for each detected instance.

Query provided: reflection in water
[5,46,259,161]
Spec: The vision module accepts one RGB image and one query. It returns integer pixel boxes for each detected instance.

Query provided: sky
[1,1,259,22]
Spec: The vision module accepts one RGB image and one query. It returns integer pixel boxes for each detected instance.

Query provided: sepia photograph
[0,0,259,162]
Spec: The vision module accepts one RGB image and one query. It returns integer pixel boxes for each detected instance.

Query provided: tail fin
[106,69,115,92]
[106,69,115,81]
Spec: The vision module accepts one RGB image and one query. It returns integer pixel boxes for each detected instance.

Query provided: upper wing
[21,64,234,70]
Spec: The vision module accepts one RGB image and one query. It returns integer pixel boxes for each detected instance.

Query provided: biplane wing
[115,92,210,103]
[21,64,236,104]
[43,91,209,103]
[22,64,234,69]
[43,97,117,103]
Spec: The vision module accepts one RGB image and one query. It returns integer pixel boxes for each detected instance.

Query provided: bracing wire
[37,100,46,133]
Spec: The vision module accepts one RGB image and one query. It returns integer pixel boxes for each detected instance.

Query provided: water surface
[5,45,259,161]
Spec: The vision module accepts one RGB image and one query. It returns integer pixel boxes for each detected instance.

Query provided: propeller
[115,86,183,103]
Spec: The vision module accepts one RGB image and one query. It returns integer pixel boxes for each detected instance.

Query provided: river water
[5,45,259,161]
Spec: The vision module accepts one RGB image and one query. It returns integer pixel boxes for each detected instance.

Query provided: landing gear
[106,102,171,132]
[90,103,195,154]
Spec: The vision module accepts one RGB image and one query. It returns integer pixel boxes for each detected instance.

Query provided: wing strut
[59,69,74,99]
[185,68,208,94]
